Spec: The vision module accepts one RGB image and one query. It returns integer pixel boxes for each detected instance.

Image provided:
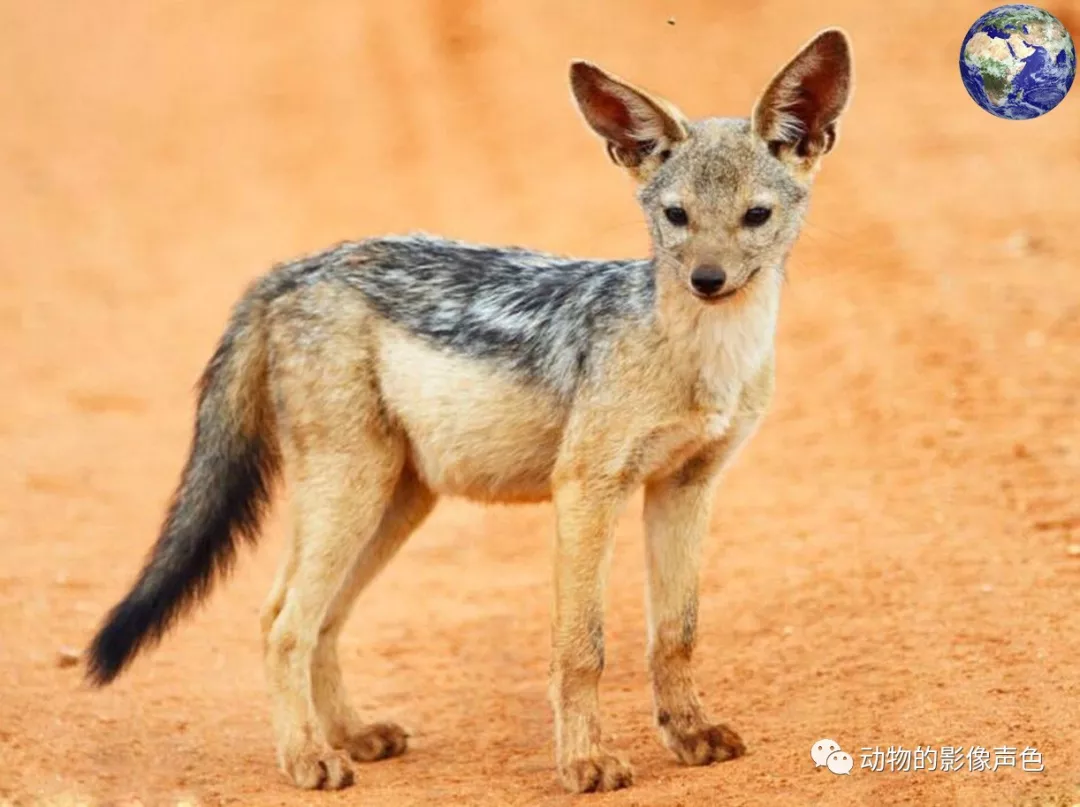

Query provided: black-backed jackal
[87,28,852,794]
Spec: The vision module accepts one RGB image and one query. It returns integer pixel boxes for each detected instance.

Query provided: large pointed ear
[569,60,689,176]
[752,28,853,173]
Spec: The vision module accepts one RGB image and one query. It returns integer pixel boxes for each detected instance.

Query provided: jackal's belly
[378,335,567,502]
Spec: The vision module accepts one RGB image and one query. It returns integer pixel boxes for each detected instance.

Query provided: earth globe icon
[960,4,1076,119]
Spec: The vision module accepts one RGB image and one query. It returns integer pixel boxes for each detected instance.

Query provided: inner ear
[753,29,852,163]
[606,137,670,169]
[570,60,688,169]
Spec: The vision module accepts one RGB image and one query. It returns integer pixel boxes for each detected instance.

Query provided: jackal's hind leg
[262,433,405,790]
[312,465,436,763]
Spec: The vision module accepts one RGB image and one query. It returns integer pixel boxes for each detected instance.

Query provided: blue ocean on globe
[960,4,1076,119]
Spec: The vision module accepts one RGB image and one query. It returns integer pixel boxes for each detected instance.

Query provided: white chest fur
[693,274,780,416]
[634,279,780,484]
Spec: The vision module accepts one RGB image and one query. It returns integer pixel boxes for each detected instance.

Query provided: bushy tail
[86,292,280,685]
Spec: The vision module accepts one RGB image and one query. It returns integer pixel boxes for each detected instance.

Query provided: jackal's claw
[559,752,634,793]
[341,721,409,762]
[286,747,354,790]
[666,722,746,766]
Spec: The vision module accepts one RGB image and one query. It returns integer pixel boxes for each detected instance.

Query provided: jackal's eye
[663,206,689,227]
[743,206,772,227]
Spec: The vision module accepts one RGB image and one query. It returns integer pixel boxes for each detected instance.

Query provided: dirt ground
[2,1,1079,805]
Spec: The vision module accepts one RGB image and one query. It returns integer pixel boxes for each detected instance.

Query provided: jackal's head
[570,29,852,304]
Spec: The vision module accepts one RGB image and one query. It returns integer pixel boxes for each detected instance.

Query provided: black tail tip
[84,632,127,687]
[83,601,151,687]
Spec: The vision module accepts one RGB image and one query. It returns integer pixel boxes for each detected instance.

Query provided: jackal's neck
[652,264,782,403]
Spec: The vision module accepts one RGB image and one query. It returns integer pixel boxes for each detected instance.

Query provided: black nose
[690,264,727,296]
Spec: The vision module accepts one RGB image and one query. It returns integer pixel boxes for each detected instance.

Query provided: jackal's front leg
[643,439,751,767]
[549,476,633,793]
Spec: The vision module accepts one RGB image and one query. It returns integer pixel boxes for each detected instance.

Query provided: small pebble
[667,16,676,25]
[56,646,81,668]
[1005,231,1033,256]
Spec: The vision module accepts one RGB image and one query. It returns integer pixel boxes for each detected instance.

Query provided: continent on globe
[960,4,1076,119]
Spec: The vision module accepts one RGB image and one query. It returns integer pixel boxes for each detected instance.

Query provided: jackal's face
[571,29,852,305]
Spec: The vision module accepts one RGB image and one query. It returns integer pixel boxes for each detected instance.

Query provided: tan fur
[244,28,851,795]
[377,326,567,503]
[254,272,782,790]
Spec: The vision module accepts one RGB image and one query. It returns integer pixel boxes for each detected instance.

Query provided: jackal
[86,28,852,794]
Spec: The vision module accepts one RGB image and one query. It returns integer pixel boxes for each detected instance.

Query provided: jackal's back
[276,233,655,398]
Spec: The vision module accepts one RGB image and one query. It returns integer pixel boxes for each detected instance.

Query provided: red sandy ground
[2,2,1079,805]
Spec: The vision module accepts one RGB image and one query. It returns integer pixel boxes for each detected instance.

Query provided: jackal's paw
[284,747,354,790]
[339,721,409,762]
[664,722,746,766]
[559,752,634,793]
